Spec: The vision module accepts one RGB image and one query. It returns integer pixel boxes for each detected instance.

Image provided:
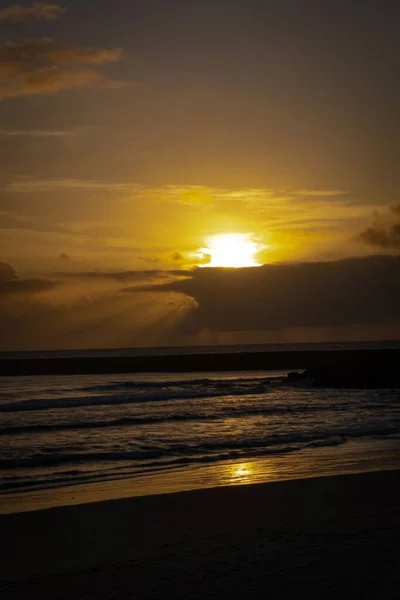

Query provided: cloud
[292,189,348,198]
[0,261,17,280]
[0,68,103,99]
[1,257,400,350]
[5,178,140,192]
[0,260,58,294]
[358,205,400,250]
[0,212,73,234]
[0,38,123,66]
[0,278,58,294]
[0,38,126,99]
[136,255,400,334]
[391,204,400,218]
[0,268,195,350]
[1,181,369,266]
[147,186,348,209]
[137,255,161,264]
[0,2,65,23]
[62,269,189,287]
[0,128,77,138]
[3,181,349,203]
[359,224,400,249]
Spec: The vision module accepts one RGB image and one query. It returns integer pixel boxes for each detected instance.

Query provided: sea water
[1,358,399,505]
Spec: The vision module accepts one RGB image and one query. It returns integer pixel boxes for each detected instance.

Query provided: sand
[1,469,399,599]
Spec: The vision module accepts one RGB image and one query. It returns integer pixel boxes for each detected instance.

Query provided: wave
[0,375,279,399]
[0,413,220,435]
[0,402,358,436]
[2,426,397,471]
[81,375,279,392]
[0,382,278,413]
[0,443,302,471]
[0,447,295,493]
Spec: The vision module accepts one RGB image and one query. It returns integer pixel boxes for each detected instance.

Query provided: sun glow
[197,233,263,268]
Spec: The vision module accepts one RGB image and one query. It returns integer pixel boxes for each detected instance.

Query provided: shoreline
[1,469,399,598]
[1,347,400,376]
[2,437,399,515]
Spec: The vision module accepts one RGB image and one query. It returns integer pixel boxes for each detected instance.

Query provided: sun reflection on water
[225,462,260,485]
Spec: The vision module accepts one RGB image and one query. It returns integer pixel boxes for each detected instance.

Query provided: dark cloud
[1,258,400,351]
[0,278,58,294]
[137,256,400,334]
[0,3,65,23]
[0,260,58,293]
[0,261,17,280]
[359,224,400,249]
[391,204,400,218]
[359,205,400,249]
[0,278,194,351]
[0,38,125,99]
[61,270,164,283]
[61,269,188,282]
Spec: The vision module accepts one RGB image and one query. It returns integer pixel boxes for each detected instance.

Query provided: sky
[0,0,400,350]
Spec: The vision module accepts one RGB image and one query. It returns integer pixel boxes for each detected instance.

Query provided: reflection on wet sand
[3,441,399,514]
[222,461,273,486]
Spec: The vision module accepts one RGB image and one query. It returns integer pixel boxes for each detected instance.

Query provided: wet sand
[1,469,399,599]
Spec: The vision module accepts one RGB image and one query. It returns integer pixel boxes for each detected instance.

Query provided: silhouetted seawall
[0,348,399,377]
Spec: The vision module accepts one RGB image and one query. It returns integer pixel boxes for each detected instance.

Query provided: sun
[197,233,263,268]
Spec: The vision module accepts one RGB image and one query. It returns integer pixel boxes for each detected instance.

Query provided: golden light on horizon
[196,233,264,268]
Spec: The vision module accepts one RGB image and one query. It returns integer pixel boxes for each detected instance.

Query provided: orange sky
[0,0,399,274]
[0,1,399,349]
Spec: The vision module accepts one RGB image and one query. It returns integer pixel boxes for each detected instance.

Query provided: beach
[1,469,399,599]
[1,346,399,598]
[2,0,399,595]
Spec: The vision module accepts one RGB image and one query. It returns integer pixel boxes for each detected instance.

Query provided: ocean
[2,339,400,360]
[1,342,400,509]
